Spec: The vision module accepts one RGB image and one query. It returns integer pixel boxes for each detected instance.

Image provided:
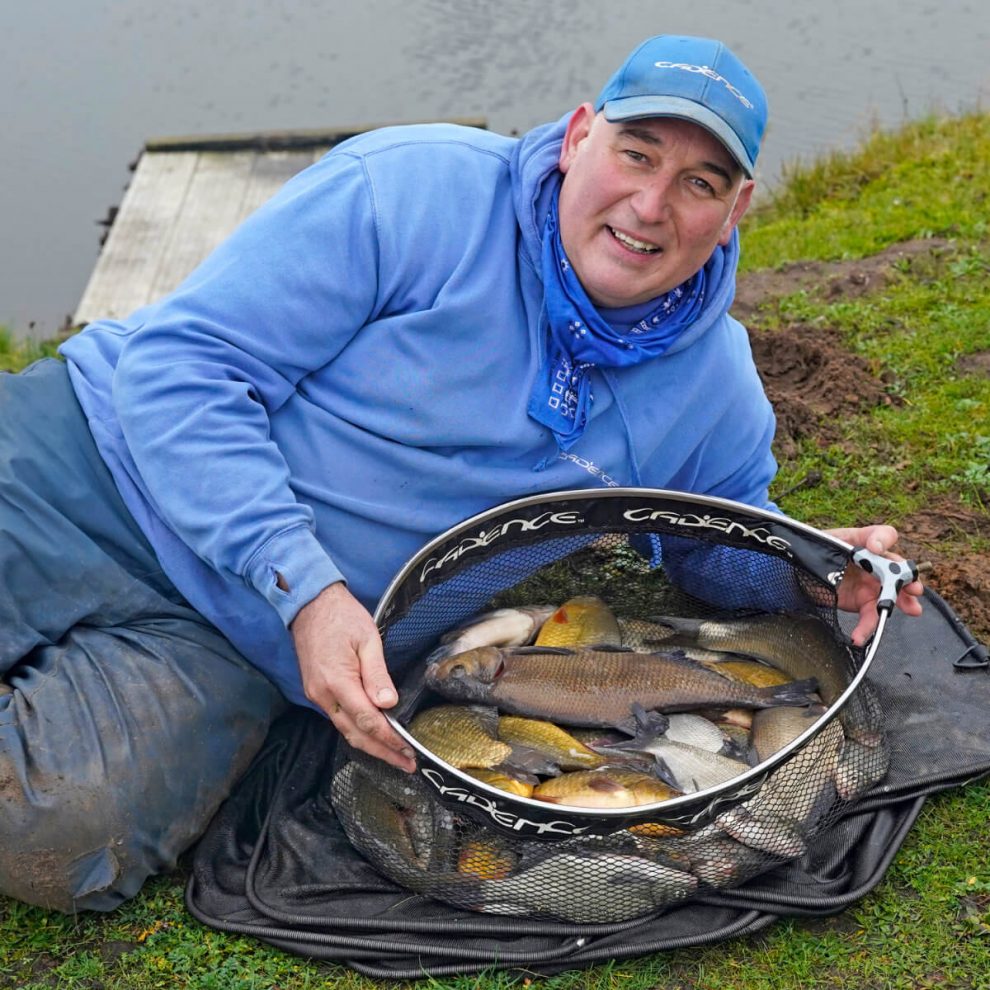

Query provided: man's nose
[631,176,674,225]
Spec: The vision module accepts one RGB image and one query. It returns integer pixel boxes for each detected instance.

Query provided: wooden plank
[143,117,487,153]
[74,152,198,323]
[146,149,257,302]
[73,119,490,325]
[237,148,329,221]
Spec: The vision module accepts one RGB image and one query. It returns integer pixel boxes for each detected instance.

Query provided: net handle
[850,546,920,613]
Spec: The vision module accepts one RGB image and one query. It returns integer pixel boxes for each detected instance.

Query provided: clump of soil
[747,323,894,460]
[735,240,990,644]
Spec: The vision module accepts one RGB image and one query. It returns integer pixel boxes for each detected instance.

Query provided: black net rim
[374,487,878,833]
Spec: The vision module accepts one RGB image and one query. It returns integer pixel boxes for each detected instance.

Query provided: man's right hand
[290,582,416,772]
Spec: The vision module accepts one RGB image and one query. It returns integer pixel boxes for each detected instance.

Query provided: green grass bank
[1,111,989,989]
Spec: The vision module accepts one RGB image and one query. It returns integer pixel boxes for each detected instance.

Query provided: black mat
[186,589,989,979]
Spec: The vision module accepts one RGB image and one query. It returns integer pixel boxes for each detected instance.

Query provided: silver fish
[603,708,751,793]
[662,823,783,889]
[431,605,558,660]
[477,850,698,923]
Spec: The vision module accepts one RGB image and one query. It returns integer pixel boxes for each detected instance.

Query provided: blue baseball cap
[594,35,768,177]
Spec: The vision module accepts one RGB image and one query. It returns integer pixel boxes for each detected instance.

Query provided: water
[3,0,988,338]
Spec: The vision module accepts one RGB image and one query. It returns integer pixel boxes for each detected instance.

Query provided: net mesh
[331,496,888,924]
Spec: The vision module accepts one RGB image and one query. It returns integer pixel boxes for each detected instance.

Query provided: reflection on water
[2,0,988,337]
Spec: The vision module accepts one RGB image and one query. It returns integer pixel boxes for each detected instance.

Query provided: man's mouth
[609,227,661,254]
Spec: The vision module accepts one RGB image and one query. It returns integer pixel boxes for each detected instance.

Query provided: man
[0,35,922,913]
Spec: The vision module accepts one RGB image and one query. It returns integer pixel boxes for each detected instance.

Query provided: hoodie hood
[510,111,741,357]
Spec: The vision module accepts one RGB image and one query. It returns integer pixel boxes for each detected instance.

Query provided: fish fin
[760,676,820,708]
[587,776,626,794]
[613,702,669,739]
[509,645,577,656]
[488,762,542,785]
[502,746,561,778]
[651,757,681,790]
[465,704,501,734]
[719,737,753,764]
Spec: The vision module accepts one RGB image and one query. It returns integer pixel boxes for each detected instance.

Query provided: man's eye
[624,149,648,163]
[690,177,715,193]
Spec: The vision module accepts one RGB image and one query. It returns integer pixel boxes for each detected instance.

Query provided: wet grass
[2,111,990,987]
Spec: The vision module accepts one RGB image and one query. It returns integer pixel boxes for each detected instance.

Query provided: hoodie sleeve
[111,150,381,626]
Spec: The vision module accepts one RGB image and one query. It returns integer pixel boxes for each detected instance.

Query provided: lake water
[3,0,988,338]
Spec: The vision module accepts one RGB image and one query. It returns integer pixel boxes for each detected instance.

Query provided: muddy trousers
[0,359,284,912]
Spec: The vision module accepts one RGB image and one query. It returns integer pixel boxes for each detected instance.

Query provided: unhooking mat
[186,588,989,980]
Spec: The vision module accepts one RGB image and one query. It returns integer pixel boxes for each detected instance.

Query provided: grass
[2,111,990,988]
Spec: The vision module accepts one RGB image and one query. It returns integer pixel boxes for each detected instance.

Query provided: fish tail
[758,676,820,708]
[502,745,561,778]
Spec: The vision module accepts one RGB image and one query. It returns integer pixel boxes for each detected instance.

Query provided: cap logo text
[653,61,754,109]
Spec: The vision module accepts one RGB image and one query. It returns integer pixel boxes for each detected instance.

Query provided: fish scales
[425,645,819,726]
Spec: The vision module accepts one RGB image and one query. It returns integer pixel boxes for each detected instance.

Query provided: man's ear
[718,179,756,246]
[558,103,596,173]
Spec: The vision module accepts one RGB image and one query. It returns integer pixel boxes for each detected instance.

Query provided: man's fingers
[330,705,416,771]
[325,690,416,771]
[356,643,399,709]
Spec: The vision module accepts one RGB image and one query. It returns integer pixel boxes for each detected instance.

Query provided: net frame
[369,488,891,839]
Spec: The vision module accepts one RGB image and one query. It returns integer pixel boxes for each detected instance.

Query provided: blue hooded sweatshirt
[60,116,777,706]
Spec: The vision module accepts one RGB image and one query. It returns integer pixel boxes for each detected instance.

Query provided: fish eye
[450,663,465,677]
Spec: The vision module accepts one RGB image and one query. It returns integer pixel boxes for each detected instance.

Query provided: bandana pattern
[528,192,711,451]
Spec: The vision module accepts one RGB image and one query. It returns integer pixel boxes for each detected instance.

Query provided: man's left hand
[827,525,924,646]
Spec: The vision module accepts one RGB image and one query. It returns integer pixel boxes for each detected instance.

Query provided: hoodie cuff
[245,525,346,627]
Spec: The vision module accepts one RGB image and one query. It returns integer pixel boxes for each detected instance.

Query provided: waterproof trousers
[0,359,284,912]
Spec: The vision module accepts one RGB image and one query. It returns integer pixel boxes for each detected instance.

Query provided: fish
[532,768,679,808]
[601,707,752,793]
[647,613,855,708]
[497,715,623,771]
[714,717,845,858]
[408,704,559,775]
[663,824,781,889]
[661,712,749,759]
[626,821,686,839]
[408,704,513,769]
[698,658,797,689]
[332,761,459,877]
[425,645,820,727]
[457,839,518,880]
[432,605,558,659]
[648,612,888,797]
[477,850,698,923]
[751,704,829,764]
[534,595,621,647]
[462,766,537,798]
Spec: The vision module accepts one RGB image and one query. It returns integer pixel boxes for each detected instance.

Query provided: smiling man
[0,35,922,913]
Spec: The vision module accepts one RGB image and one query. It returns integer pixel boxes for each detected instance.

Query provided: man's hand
[290,582,416,772]
[828,525,924,647]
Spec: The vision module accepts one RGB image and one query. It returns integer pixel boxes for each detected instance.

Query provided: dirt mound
[896,502,990,644]
[747,323,894,459]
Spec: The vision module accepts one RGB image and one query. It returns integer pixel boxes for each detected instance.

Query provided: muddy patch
[733,238,953,321]
[746,322,895,459]
[895,501,990,644]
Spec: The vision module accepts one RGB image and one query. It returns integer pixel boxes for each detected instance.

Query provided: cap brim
[601,95,755,177]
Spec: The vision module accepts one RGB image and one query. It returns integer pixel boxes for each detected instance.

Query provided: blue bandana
[528,192,714,451]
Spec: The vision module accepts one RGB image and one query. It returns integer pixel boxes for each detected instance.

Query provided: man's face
[556,105,755,309]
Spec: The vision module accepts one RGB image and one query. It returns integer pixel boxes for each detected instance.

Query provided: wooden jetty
[73,119,487,325]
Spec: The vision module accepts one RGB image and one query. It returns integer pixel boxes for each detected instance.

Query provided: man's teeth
[610,228,660,253]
